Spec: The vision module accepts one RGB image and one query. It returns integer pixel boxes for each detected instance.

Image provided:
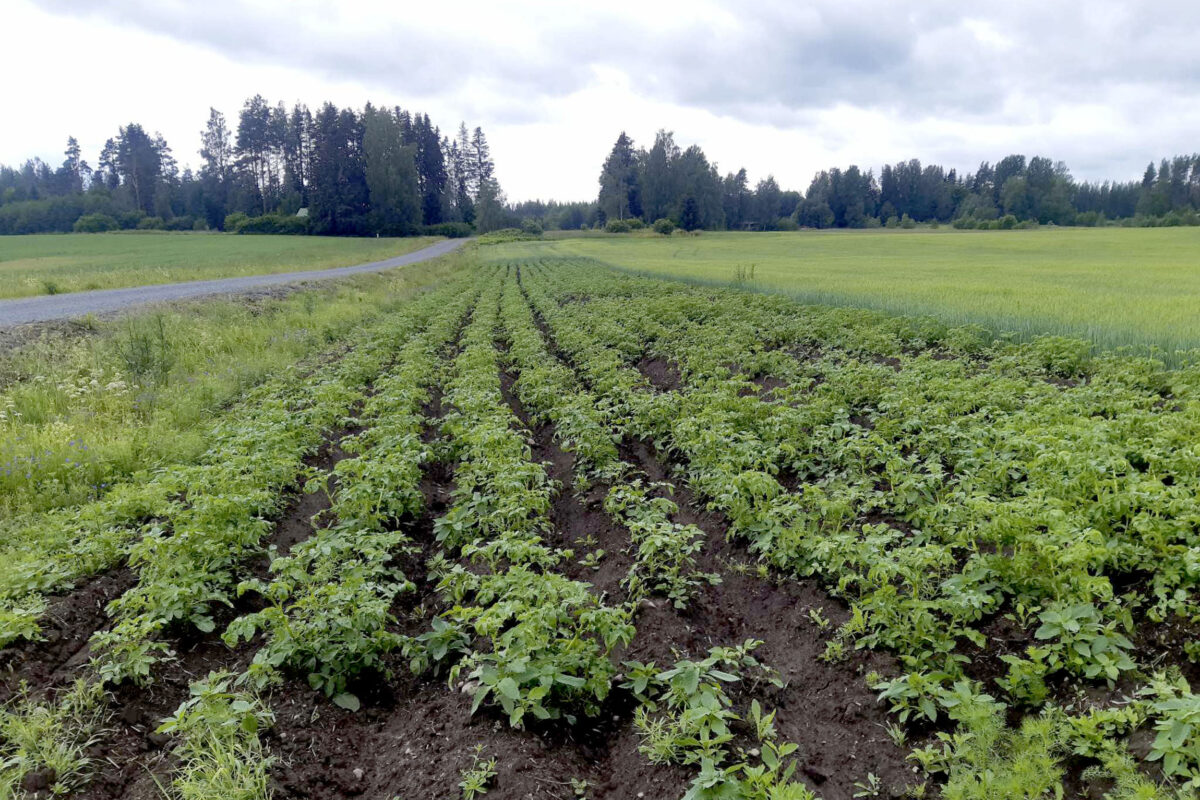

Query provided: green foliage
[1139,673,1200,788]
[0,680,107,797]
[476,227,538,245]
[72,212,118,233]
[605,218,633,233]
[458,745,497,799]
[156,671,274,800]
[234,212,308,235]
[653,217,676,235]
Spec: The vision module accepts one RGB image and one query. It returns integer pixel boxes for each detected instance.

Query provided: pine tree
[598,132,641,220]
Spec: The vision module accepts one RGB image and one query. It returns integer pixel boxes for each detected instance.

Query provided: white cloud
[4,0,1199,201]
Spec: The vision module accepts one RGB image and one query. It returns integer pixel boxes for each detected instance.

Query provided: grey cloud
[30,0,1200,186]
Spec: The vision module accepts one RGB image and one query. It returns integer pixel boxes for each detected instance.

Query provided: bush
[223,212,249,232]
[604,219,632,233]
[477,228,539,245]
[73,213,119,233]
[998,214,1019,230]
[1073,211,1105,228]
[164,216,195,231]
[136,216,165,230]
[192,219,209,231]
[885,215,900,228]
[116,211,144,230]
[420,221,473,238]
[627,218,645,230]
[900,214,916,229]
[775,217,799,231]
[236,213,309,235]
[520,219,544,236]
[952,217,976,230]
[651,218,676,235]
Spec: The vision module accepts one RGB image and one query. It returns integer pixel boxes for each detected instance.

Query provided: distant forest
[4,112,1200,236]
[0,96,505,236]
[512,131,1200,233]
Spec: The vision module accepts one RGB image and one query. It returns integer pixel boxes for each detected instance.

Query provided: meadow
[2,240,1199,800]
[521,227,1200,357]
[0,232,438,298]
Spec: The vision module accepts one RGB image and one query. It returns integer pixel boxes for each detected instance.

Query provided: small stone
[748,747,760,757]
[460,680,480,695]
[353,768,364,781]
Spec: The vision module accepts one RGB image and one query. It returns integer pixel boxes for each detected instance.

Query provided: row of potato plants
[158,280,485,799]
[405,268,636,729]
[498,273,716,607]
[503,267,841,798]
[0,341,371,650]
[222,281,479,703]
[518,259,1199,798]
[0,278,472,797]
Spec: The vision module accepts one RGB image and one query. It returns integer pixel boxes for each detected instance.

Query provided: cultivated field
[528,228,1200,356]
[0,233,438,298]
[2,241,1199,800]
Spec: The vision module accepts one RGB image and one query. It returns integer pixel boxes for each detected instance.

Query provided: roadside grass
[496,227,1200,360]
[0,232,438,298]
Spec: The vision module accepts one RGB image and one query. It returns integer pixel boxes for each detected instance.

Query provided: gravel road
[0,237,465,326]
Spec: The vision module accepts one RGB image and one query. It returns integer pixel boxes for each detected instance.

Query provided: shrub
[627,218,645,230]
[604,219,632,233]
[116,212,144,230]
[652,218,675,235]
[885,215,900,228]
[236,213,309,235]
[223,212,249,232]
[73,213,118,233]
[164,216,195,231]
[775,216,799,231]
[952,217,976,230]
[420,222,473,238]
[477,228,539,245]
[900,214,916,229]
[136,216,165,230]
[192,219,209,231]
[520,219,544,236]
[998,214,1019,230]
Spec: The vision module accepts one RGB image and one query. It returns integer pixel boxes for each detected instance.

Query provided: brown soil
[636,355,683,392]
[0,568,136,704]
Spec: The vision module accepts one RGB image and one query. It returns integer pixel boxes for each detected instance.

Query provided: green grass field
[0,232,439,298]
[497,227,1200,356]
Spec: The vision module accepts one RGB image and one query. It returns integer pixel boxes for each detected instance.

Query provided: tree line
[0,96,506,236]
[553,131,1200,232]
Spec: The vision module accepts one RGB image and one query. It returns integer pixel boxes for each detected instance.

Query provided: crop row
[498,267,857,797]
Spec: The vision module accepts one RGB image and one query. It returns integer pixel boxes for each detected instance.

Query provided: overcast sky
[4,0,1199,202]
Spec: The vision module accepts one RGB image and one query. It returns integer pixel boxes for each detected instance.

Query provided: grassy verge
[0,232,439,298]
